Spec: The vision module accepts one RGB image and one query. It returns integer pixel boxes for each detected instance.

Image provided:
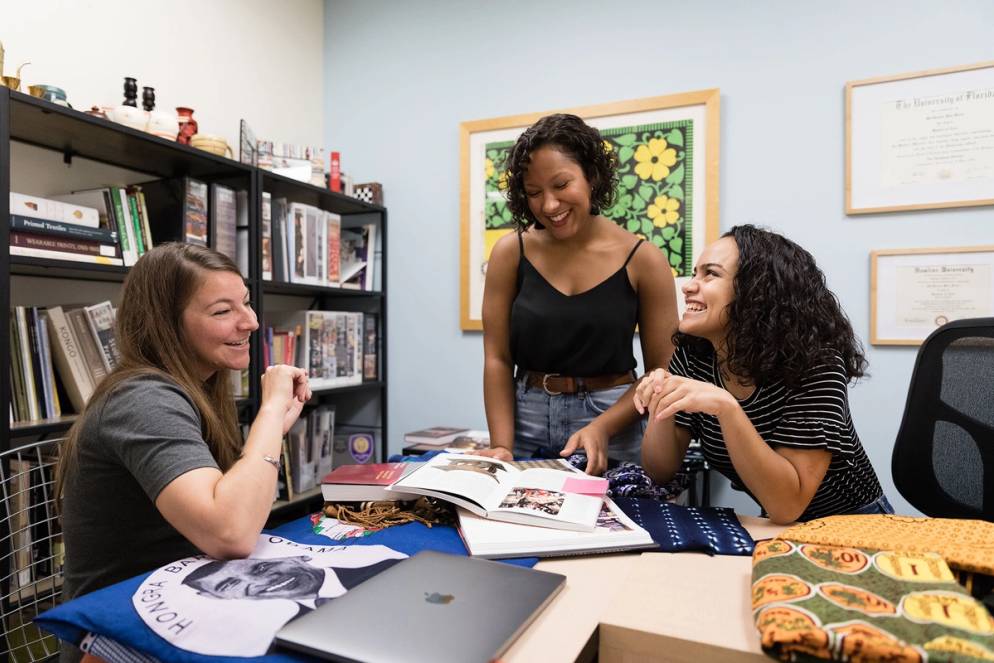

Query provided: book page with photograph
[390,454,604,531]
[458,497,657,559]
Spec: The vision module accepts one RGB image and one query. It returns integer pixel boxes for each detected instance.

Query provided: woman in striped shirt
[634,225,891,523]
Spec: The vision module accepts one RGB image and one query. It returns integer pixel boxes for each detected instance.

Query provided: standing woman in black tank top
[478,114,678,475]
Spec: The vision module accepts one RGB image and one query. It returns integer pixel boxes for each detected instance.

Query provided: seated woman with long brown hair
[55,243,310,661]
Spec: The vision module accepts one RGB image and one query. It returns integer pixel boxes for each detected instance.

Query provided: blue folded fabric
[614,498,755,556]
[36,517,537,663]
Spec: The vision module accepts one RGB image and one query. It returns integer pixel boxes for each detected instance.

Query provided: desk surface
[504,516,786,663]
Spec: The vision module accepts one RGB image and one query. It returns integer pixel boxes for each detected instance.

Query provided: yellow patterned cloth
[751,540,994,662]
[780,515,994,576]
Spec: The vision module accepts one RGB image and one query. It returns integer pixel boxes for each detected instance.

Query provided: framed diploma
[871,246,994,345]
[846,61,994,214]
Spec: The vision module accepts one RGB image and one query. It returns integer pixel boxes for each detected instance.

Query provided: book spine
[10,215,118,244]
[10,192,100,227]
[134,187,155,251]
[15,307,41,421]
[10,231,121,258]
[329,152,341,192]
[67,308,108,385]
[37,311,63,417]
[109,188,137,266]
[28,308,53,419]
[126,189,146,256]
[262,193,273,280]
[84,303,122,371]
[45,306,95,411]
[9,245,124,266]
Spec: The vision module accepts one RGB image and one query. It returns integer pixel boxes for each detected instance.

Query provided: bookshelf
[0,88,389,503]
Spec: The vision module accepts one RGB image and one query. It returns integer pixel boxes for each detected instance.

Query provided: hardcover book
[403,426,471,446]
[457,497,657,559]
[389,454,605,532]
[320,462,420,502]
[183,178,209,246]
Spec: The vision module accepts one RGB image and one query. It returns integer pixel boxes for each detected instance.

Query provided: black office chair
[891,317,994,521]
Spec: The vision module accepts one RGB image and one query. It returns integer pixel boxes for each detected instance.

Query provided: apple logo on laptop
[424,592,454,605]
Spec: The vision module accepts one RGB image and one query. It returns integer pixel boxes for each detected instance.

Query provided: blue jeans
[843,494,895,515]
[513,379,645,464]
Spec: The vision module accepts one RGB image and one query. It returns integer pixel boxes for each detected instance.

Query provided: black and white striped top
[669,346,883,521]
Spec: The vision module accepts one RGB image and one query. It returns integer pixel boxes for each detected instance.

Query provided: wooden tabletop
[503,515,787,663]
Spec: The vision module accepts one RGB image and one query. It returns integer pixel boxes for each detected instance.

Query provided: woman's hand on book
[261,364,312,434]
[474,446,513,462]
[560,424,608,476]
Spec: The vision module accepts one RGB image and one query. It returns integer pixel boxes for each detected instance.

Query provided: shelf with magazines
[257,168,387,517]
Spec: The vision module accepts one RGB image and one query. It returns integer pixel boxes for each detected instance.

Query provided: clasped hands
[634,368,734,420]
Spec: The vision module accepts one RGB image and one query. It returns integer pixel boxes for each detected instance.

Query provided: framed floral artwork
[459,90,720,330]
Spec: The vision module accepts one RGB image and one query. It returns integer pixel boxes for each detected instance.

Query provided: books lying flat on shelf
[389,454,604,532]
[403,426,471,446]
[321,462,421,502]
[457,497,658,559]
[10,191,100,227]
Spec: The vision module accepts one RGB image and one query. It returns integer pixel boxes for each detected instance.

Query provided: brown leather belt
[520,371,636,395]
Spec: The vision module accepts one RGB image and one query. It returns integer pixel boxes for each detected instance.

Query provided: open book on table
[389,454,605,532]
[458,497,658,559]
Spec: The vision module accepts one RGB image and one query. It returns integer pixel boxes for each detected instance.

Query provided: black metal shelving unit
[1,88,389,493]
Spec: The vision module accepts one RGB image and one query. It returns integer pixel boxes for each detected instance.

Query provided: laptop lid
[274,550,565,663]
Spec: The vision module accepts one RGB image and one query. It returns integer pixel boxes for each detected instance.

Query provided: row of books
[8,457,63,600]
[279,401,382,500]
[10,188,155,267]
[264,311,379,389]
[262,196,377,290]
[9,303,119,423]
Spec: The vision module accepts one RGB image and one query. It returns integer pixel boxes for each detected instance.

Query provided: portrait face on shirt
[679,235,739,346]
[180,269,259,380]
[523,145,594,240]
[182,555,324,601]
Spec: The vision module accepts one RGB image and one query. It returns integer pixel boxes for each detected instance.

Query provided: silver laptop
[274,550,565,663]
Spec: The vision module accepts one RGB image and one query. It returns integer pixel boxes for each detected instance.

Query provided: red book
[320,462,421,502]
[329,151,341,192]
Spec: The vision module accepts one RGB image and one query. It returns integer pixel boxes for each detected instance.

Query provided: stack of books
[319,453,657,559]
[9,189,156,267]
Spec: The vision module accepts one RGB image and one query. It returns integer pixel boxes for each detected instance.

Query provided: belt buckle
[542,373,562,396]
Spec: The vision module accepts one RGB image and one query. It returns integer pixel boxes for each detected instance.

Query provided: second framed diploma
[871,246,994,345]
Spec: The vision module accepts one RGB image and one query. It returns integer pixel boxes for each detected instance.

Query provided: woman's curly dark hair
[502,113,618,231]
[676,225,867,387]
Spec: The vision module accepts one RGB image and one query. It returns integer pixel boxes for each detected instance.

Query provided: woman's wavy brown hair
[502,113,618,231]
[55,243,244,507]
[675,225,867,388]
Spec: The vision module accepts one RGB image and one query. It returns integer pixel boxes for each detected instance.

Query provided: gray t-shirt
[61,374,220,603]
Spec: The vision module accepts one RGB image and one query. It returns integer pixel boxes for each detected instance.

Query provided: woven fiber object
[780,515,994,576]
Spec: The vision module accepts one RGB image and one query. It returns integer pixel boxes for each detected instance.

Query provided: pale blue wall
[323,0,993,516]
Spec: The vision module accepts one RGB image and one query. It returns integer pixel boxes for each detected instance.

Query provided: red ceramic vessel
[176,107,198,145]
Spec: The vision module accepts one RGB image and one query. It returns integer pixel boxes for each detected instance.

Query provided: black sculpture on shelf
[123,76,138,107]
[142,86,156,112]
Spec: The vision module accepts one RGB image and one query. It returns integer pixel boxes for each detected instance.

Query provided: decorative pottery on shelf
[189,133,232,158]
[176,107,198,145]
[106,78,177,140]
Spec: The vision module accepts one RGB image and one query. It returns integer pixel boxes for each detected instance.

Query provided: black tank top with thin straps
[509,235,643,376]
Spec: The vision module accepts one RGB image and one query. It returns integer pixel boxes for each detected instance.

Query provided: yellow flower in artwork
[603,140,613,153]
[648,195,681,227]
[498,170,510,191]
[485,158,495,179]
[634,138,677,181]
[671,267,678,277]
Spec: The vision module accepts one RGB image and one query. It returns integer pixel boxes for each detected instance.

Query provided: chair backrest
[891,317,994,520]
[1,438,64,662]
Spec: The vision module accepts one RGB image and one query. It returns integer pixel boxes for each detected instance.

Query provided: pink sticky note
[562,476,609,496]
